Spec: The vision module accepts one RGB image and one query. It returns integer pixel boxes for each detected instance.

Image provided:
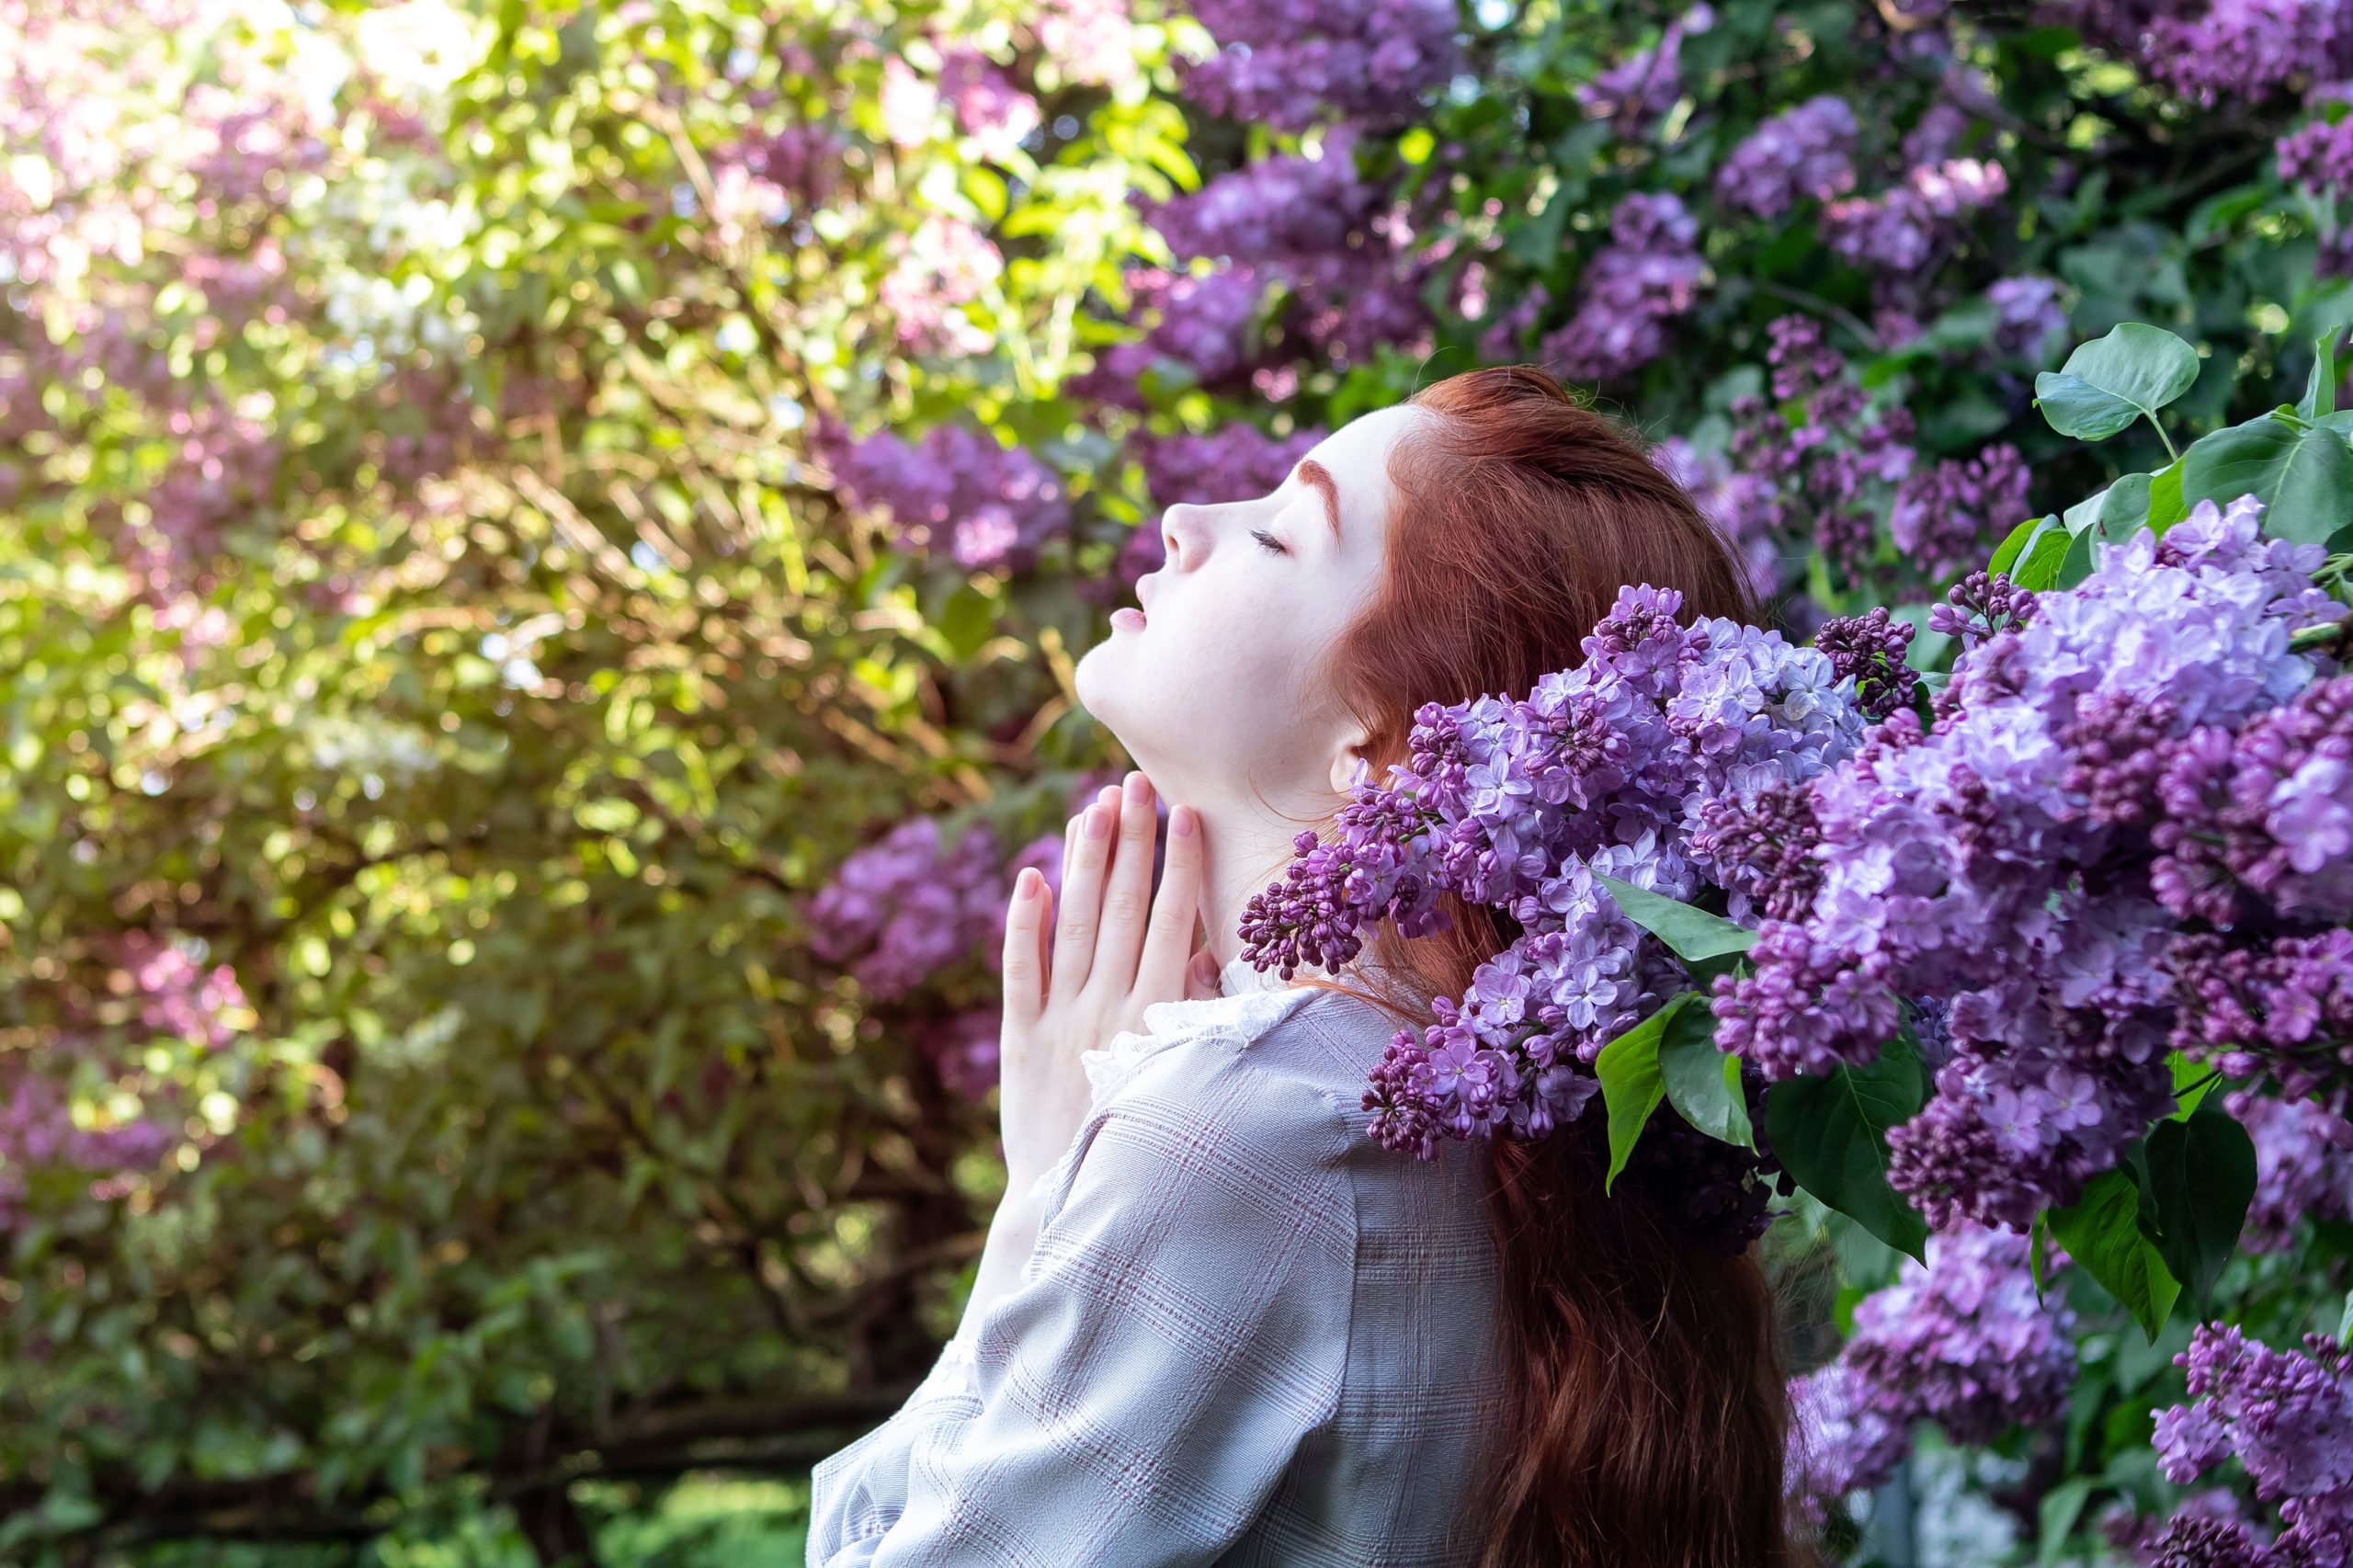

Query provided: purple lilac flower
[1578,3,1714,128]
[915,1007,1002,1101]
[1987,275,2069,362]
[1181,0,1461,130]
[2143,0,2348,108]
[1729,315,1919,581]
[1715,496,2341,1228]
[1244,585,1875,1234]
[1715,96,1859,219]
[824,420,1072,574]
[1073,264,1266,406]
[808,817,1007,1001]
[1541,192,1706,381]
[2154,1324,2353,1564]
[2279,116,2353,194]
[1654,435,1783,598]
[1815,608,1919,722]
[2231,1088,2353,1251]
[1888,441,2031,583]
[1821,158,2009,274]
[1929,569,2039,649]
[1789,1228,2075,1519]
[1149,130,1430,362]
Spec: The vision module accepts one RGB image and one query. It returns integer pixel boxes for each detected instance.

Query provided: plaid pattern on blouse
[806,960,1512,1566]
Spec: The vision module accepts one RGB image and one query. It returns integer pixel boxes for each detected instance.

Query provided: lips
[1111,607,1146,631]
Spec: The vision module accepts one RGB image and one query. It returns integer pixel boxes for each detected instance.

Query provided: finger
[1090,772,1158,994]
[1134,801,1205,1003]
[1185,946,1220,1001]
[1051,784,1122,994]
[1001,868,1050,1027]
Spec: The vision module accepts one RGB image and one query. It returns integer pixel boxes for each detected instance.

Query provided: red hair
[1311,366,1800,1567]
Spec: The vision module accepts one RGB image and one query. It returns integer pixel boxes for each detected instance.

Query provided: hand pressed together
[996,770,1219,1194]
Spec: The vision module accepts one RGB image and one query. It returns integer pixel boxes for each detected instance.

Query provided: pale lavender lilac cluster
[1787,1227,2076,1518]
[1986,274,2071,362]
[1241,585,1881,1242]
[1070,264,1266,409]
[1540,192,1706,381]
[1711,496,2348,1230]
[2151,1324,2353,1565]
[1179,0,1461,131]
[1714,96,1859,220]
[824,420,1071,574]
[2278,115,2353,195]
[1652,436,1783,599]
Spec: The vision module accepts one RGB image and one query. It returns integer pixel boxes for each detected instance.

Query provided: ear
[1326,717,1375,796]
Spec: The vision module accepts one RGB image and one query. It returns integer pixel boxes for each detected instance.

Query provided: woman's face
[1074,403,1427,814]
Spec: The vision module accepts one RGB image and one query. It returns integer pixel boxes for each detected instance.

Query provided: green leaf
[2147,458,2188,532]
[1593,872,1756,983]
[2166,1050,2218,1119]
[2098,471,2154,537]
[2039,1476,2096,1567]
[2034,323,2200,442]
[2143,1106,2256,1318]
[1658,1006,1753,1149]
[1596,994,1697,1192]
[2046,1166,2182,1341]
[2180,415,2353,545]
[2302,331,2339,423]
[1988,514,2048,576]
[2057,521,2101,588]
[1763,1033,1931,1261]
[2010,524,2076,592]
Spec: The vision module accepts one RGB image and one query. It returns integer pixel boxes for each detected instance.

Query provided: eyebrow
[1295,460,1342,542]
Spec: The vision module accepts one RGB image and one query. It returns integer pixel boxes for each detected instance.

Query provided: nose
[1159,502,1210,571]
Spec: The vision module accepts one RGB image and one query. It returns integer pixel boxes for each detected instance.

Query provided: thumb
[1185,948,1222,1000]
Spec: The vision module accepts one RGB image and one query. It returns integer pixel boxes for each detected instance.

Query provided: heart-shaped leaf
[1763,1033,1931,1260]
[1658,1007,1753,1149]
[2180,415,2353,545]
[2034,323,2200,442]
[1593,872,1756,983]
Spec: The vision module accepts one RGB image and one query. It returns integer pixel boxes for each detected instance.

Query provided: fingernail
[1124,771,1148,804]
[1085,805,1110,839]
[1017,868,1040,898]
[1171,805,1194,838]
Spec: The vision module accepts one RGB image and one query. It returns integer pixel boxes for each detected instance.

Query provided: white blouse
[807,960,1512,1566]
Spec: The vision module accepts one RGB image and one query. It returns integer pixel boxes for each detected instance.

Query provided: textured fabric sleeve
[805,1038,1356,1568]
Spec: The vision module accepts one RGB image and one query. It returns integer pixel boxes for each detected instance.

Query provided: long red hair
[1312,366,1800,1567]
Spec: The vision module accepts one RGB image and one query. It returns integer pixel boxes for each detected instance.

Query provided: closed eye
[1250,528,1287,556]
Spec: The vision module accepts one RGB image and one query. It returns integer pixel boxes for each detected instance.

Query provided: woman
[808,366,1798,1566]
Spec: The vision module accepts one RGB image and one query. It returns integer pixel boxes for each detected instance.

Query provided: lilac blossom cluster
[1540,192,1706,381]
[1729,314,1919,582]
[2230,1088,2353,1250]
[1887,441,2030,583]
[2152,1324,2353,1564]
[1179,0,1461,131]
[1711,496,2349,1231]
[1714,96,1859,220]
[2141,0,2347,108]
[1787,1227,2076,1518]
[2278,115,2353,195]
[824,421,1071,574]
[1577,3,1712,130]
[1145,130,1429,363]
[1821,157,2009,276]
[1240,585,1884,1241]
[807,817,1008,1002]
[1071,265,1267,408]
[1652,437,1783,600]
[1987,275,2071,362]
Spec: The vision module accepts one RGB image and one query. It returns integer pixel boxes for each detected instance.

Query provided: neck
[1189,794,1324,971]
